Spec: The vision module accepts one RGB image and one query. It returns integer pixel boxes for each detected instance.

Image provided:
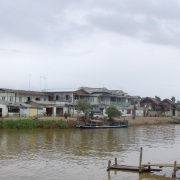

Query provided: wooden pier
[107,147,180,178]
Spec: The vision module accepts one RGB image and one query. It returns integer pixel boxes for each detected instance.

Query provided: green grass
[0,119,77,129]
[1,119,38,129]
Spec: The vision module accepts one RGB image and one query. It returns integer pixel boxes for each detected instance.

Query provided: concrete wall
[120,109,144,117]
[29,108,38,116]
[0,92,49,103]
[20,108,29,117]
[0,104,8,117]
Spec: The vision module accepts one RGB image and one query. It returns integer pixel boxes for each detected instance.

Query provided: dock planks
[107,147,180,178]
[109,164,162,172]
[142,163,180,168]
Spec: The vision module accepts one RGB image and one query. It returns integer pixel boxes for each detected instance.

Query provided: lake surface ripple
[0,124,180,180]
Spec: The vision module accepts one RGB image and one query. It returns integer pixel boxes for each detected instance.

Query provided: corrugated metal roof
[160,99,173,104]
[29,100,56,105]
[28,100,67,107]
[140,97,160,104]
[79,87,110,94]
[0,88,48,95]
[47,88,78,92]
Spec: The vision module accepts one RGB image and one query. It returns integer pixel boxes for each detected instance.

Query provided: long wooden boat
[76,124,129,129]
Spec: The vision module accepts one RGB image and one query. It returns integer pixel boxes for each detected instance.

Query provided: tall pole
[40,76,41,91]
[29,74,31,90]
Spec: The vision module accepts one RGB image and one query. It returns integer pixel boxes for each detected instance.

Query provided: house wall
[110,96,130,106]
[29,108,38,116]
[0,104,8,117]
[63,107,68,115]
[20,108,29,117]
[161,102,172,111]
[119,108,144,117]
[38,108,44,116]
[53,92,74,102]
[163,111,173,116]
[140,100,160,111]
[0,92,49,103]
[97,96,111,105]
[88,96,98,105]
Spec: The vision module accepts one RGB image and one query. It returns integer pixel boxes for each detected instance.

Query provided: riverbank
[0,116,179,129]
[0,118,78,129]
[127,116,179,125]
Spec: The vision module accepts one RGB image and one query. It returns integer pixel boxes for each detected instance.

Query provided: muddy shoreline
[1,116,180,128]
[126,117,180,125]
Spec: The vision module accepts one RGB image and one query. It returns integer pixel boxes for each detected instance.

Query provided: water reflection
[0,124,180,180]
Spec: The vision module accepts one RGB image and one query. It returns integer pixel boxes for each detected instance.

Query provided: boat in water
[76,119,129,129]
[76,124,129,129]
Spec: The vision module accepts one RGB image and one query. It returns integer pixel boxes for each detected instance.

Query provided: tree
[131,99,138,105]
[176,105,180,111]
[171,96,176,103]
[155,96,161,102]
[76,98,91,118]
[106,105,121,120]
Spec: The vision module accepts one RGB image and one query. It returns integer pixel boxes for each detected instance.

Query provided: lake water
[0,124,180,180]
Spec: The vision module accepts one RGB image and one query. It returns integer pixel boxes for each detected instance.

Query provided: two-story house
[0,88,49,103]
[0,88,50,117]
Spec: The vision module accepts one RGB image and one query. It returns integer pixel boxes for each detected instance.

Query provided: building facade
[0,88,49,103]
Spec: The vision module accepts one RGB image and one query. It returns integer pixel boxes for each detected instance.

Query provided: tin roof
[140,97,160,104]
[0,88,48,96]
[160,99,174,104]
[79,87,110,94]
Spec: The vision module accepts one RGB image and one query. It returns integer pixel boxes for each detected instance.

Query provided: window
[35,97,40,101]
[10,96,13,102]
[55,95,60,100]
[89,97,94,102]
[65,95,70,101]
[44,98,46,101]
[2,96,5,101]
[27,97,31,101]
[19,97,22,102]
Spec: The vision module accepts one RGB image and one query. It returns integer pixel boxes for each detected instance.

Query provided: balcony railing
[98,101,111,105]
[74,99,131,107]
[110,102,131,106]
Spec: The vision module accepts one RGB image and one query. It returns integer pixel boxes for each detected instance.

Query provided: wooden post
[148,162,151,171]
[115,158,117,167]
[172,161,177,178]
[107,160,111,171]
[139,147,143,173]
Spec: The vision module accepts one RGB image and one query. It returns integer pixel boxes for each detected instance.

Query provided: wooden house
[140,97,161,111]
[160,99,176,116]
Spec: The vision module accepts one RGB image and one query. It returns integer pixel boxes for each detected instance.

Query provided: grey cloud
[1,0,180,47]
[85,0,180,47]
[0,0,77,44]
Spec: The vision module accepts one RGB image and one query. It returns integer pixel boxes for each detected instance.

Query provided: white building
[0,88,49,103]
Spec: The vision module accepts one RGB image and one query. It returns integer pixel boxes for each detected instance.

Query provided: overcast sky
[1,0,180,100]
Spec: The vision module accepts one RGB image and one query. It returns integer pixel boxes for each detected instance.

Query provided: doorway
[172,109,175,116]
[46,108,53,116]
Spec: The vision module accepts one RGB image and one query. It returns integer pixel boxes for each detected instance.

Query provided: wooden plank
[172,161,177,178]
[110,164,162,172]
[139,147,143,173]
[107,160,111,171]
[142,163,180,168]
[115,158,117,167]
